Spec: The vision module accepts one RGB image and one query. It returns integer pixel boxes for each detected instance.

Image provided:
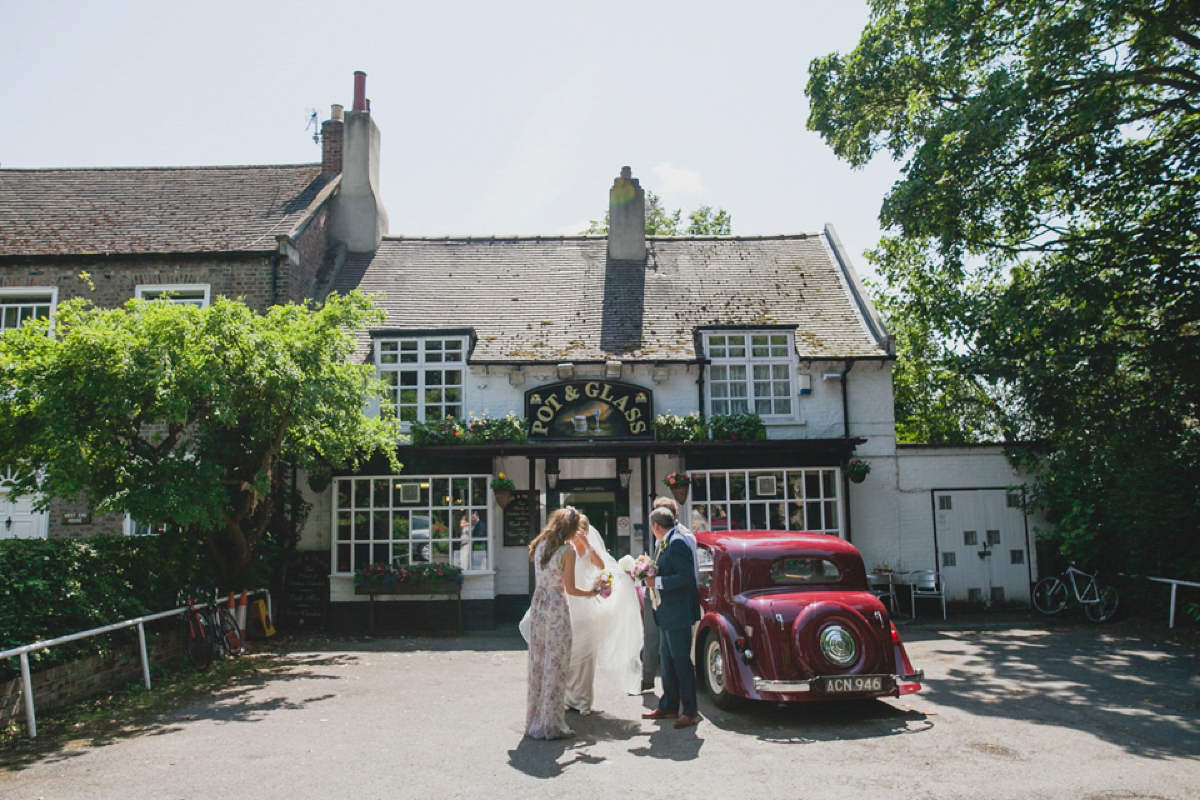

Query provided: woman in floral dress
[525,507,598,739]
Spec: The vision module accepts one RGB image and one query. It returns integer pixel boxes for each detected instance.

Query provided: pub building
[312,163,899,631]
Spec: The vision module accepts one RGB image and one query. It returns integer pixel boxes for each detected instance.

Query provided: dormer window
[704,331,797,418]
[375,335,466,423]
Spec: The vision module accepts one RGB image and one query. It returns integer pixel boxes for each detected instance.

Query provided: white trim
[374,335,468,426]
[135,283,211,307]
[0,286,58,332]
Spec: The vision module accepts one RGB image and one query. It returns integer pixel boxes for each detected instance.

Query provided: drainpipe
[269,253,279,307]
[643,454,653,554]
[842,359,855,543]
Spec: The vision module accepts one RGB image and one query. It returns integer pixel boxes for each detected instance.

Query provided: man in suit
[641,506,702,729]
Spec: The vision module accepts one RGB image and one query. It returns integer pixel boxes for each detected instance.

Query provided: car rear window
[770,557,841,584]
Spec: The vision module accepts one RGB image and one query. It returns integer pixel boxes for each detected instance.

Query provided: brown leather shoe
[673,713,701,729]
[642,708,678,720]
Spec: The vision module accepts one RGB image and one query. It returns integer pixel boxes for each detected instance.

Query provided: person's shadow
[507,712,647,778]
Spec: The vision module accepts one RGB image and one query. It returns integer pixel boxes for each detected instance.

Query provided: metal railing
[1148,576,1200,629]
[1,588,271,738]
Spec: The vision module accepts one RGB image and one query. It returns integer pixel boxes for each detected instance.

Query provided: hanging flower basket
[494,489,514,508]
[670,484,690,504]
[843,459,871,484]
[307,464,332,493]
[491,473,516,507]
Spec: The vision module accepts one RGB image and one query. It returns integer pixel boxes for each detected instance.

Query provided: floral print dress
[525,542,574,739]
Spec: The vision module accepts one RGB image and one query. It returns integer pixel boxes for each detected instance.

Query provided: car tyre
[701,632,739,711]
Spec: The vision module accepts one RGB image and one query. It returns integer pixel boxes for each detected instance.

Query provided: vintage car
[693,530,923,708]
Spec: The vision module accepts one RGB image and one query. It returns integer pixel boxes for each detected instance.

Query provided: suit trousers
[658,625,697,717]
[642,599,660,689]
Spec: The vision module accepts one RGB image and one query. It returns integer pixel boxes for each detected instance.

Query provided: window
[135,284,210,307]
[0,288,57,332]
[963,530,978,546]
[697,546,714,590]
[937,495,952,511]
[690,468,841,536]
[986,529,1001,545]
[1010,549,1025,565]
[333,473,489,574]
[375,336,466,423]
[704,331,795,417]
[942,552,957,568]
[1006,490,1022,508]
[771,557,841,584]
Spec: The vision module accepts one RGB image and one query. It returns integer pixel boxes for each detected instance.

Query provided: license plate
[818,675,890,694]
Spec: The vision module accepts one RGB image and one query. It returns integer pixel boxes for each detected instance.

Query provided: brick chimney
[321,104,344,176]
[608,166,645,261]
[330,71,389,253]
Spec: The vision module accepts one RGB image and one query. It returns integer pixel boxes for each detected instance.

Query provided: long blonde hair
[529,507,580,568]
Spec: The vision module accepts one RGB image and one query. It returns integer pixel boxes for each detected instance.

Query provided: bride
[521,511,643,713]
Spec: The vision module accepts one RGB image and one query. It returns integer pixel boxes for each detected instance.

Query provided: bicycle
[178,589,245,671]
[1032,564,1119,622]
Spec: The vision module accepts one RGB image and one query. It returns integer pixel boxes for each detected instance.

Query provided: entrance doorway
[549,480,630,559]
[933,488,1033,607]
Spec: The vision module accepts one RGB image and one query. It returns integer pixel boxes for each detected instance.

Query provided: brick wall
[0,255,277,311]
[0,630,184,727]
[283,203,333,305]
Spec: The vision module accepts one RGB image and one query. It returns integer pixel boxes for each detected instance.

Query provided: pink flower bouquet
[630,554,656,581]
[592,570,614,598]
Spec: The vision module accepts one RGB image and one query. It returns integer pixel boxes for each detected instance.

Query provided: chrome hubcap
[819,625,858,667]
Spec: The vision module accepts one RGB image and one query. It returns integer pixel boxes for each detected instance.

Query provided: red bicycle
[178,589,244,671]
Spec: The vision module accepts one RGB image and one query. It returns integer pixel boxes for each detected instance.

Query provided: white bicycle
[1032,564,1119,623]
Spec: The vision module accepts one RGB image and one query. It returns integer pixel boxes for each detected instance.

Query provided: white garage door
[933,489,1034,607]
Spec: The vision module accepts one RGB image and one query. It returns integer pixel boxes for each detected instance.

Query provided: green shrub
[655,412,704,442]
[0,536,214,681]
[707,412,767,441]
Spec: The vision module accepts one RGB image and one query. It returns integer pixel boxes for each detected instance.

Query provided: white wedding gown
[520,526,643,708]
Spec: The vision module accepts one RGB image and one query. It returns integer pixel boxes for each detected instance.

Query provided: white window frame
[0,287,58,332]
[332,473,491,574]
[703,330,798,420]
[374,335,467,426]
[688,467,843,537]
[135,283,211,307]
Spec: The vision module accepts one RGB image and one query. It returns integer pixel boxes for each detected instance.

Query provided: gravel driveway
[2,615,1197,800]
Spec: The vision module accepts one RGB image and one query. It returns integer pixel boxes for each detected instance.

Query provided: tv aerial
[305,110,320,145]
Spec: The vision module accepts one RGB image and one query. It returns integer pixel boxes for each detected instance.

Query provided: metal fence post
[20,651,36,738]
[137,622,152,690]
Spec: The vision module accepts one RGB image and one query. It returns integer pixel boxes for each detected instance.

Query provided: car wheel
[702,632,739,710]
[792,601,883,676]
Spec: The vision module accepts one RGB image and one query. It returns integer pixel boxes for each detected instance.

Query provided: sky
[1,0,901,275]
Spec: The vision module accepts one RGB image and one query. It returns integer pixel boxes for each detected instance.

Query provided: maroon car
[693,530,923,708]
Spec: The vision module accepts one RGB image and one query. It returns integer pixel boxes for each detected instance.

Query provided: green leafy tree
[0,291,401,585]
[584,191,732,235]
[808,0,1200,581]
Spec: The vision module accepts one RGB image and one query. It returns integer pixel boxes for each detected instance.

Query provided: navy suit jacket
[652,529,701,631]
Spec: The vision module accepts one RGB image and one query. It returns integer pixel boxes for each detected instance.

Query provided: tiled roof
[0,165,330,256]
[334,233,889,362]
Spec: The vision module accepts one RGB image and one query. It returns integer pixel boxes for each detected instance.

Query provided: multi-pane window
[688,468,841,536]
[135,284,210,307]
[333,474,489,574]
[705,332,795,417]
[375,337,466,423]
[0,289,56,332]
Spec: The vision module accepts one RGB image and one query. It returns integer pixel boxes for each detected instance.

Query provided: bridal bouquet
[592,570,614,598]
[629,554,656,581]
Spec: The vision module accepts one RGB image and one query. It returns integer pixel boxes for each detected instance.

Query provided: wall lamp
[617,457,632,489]
[557,363,574,380]
[545,457,560,490]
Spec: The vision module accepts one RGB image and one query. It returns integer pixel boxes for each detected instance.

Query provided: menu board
[280,550,329,632]
[503,490,540,547]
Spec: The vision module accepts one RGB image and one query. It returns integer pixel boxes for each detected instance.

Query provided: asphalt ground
[1,613,1198,800]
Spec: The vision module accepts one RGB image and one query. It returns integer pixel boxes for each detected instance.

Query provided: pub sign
[524,381,654,439]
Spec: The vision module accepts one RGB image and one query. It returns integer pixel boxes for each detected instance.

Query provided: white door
[1,490,47,539]
[934,489,1032,606]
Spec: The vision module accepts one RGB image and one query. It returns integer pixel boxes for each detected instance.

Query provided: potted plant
[491,472,516,508]
[306,461,332,493]
[843,458,871,483]
[663,471,692,504]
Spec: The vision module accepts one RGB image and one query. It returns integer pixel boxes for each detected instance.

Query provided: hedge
[0,536,214,682]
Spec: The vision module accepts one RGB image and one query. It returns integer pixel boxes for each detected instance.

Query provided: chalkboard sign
[503,490,540,547]
[279,550,329,632]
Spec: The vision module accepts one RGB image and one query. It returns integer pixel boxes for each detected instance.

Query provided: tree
[808,0,1200,579]
[0,290,401,585]
[584,191,732,235]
